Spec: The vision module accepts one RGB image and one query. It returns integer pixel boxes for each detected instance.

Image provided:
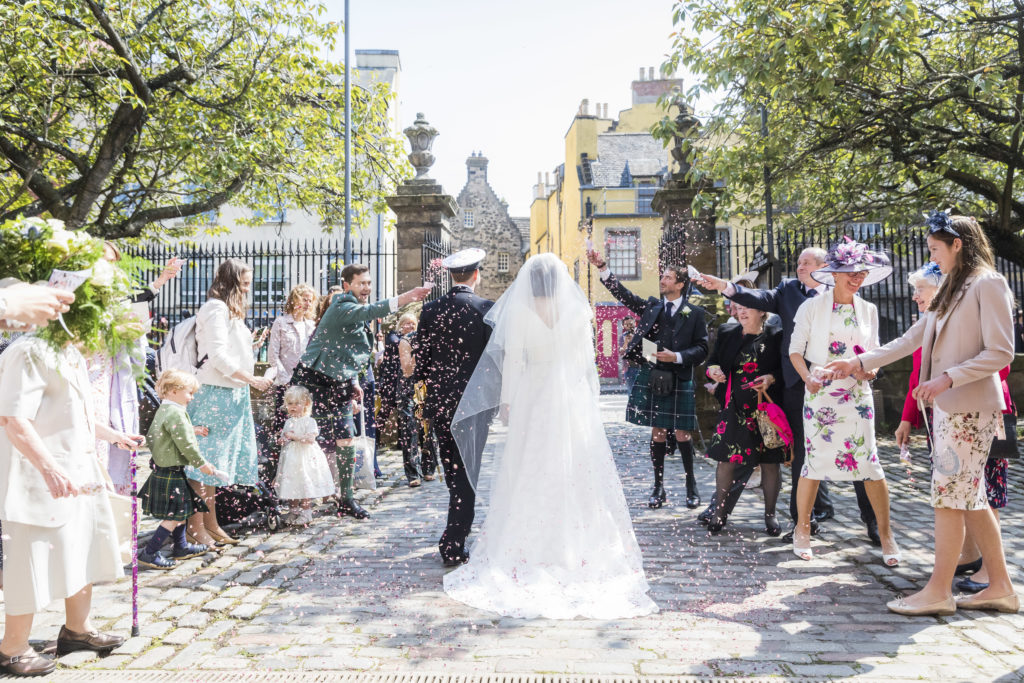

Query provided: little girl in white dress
[275,385,335,525]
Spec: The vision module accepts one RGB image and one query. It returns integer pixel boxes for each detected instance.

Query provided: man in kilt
[588,249,708,509]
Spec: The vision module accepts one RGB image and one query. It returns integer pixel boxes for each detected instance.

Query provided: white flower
[90,259,115,288]
[45,227,78,254]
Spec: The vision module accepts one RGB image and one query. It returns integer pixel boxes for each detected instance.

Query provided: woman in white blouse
[266,285,318,434]
[185,259,273,548]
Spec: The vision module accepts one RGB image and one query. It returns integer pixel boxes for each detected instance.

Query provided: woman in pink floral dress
[789,239,899,565]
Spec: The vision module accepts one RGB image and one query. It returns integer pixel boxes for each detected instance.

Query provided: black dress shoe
[781,519,819,542]
[956,577,989,594]
[442,554,470,567]
[866,522,882,547]
[685,476,700,510]
[764,514,781,537]
[812,509,835,523]
[648,484,666,509]
[707,514,727,534]
[337,498,369,519]
[697,505,713,525]
[955,558,983,575]
[56,626,125,656]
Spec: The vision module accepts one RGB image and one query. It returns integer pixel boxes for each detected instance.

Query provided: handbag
[352,408,377,490]
[649,367,676,397]
[989,413,1019,460]
[754,386,791,452]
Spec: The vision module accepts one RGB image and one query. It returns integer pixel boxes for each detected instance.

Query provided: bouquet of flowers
[0,217,146,355]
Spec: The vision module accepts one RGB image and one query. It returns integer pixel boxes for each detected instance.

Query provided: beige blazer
[860,269,1014,414]
[0,336,107,527]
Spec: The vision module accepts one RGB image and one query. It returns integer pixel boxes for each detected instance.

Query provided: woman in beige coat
[827,214,1017,616]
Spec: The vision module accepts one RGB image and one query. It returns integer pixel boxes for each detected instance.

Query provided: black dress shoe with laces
[338,498,369,519]
[648,484,667,509]
[812,509,835,523]
[442,553,470,567]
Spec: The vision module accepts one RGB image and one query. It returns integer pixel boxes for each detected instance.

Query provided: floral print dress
[802,303,885,482]
[707,333,786,466]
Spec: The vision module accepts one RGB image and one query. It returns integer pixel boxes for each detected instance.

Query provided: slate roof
[588,133,668,188]
[511,217,531,253]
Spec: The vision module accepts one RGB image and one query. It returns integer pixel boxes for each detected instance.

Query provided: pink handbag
[755,387,794,459]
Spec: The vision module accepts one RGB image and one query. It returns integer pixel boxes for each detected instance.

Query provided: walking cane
[129,449,140,638]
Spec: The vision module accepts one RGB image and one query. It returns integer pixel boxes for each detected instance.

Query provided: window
[464,210,474,228]
[251,257,287,311]
[636,187,657,215]
[497,252,510,273]
[848,222,882,240]
[606,229,640,279]
[179,261,215,315]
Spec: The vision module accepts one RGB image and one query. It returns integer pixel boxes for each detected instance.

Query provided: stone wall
[449,153,526,302]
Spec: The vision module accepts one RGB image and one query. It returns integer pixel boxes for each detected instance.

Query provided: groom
[416,248,494,566]
[587,248,708,510]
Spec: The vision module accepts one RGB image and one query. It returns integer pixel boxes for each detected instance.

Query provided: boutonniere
[679,305,691,317]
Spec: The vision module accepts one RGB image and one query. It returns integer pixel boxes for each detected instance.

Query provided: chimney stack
[638,67,645,81]
[582,98,590,116]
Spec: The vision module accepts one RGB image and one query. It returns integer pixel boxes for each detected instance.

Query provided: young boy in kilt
[138,369,222,569]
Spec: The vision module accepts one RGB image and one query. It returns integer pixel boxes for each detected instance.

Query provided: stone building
[450,152,529,301]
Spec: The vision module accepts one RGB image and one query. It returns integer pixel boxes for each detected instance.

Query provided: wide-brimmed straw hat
[811,237,892,287]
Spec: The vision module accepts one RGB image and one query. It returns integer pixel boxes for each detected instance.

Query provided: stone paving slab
[2,394,1023,682]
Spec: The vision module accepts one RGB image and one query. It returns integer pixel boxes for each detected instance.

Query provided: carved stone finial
[671,98,700,177]
[404,112,439,178]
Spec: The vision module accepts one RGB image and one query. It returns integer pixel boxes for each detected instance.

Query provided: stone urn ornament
[404,112,439,178]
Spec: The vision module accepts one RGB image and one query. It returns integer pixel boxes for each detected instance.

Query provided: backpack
[158,316,208,375]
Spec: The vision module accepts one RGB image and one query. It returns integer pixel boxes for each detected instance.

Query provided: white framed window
[464,210,474,228]
[251,257,287,310]
[497,252,510,273]
[606,229,640,280]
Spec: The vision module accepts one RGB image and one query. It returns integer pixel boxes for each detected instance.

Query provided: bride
[443,253,657,619]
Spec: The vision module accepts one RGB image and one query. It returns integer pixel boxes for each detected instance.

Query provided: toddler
[276,385,335,525]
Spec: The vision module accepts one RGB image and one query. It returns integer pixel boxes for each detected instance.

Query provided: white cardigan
[196,298,254,388]
[789,290,880,368]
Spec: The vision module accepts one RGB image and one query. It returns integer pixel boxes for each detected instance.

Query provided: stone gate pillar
[385,113,457,293]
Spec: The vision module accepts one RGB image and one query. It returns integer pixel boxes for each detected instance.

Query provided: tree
[661,0,1024,261]
[0,0,409,240]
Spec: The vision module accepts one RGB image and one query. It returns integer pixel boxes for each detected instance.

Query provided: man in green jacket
[293,264,431,518]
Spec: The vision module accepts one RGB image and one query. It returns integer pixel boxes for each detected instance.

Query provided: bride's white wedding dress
[443,254,657,620]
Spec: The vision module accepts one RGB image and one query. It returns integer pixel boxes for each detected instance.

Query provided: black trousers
[784,383,876,527]
[397,396,423,482]
[435,418,477,561]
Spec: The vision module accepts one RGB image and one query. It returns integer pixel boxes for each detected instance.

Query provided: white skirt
[275,442,335,501]
[2,491,123,615]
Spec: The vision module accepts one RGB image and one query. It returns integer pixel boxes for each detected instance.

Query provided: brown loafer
[0,649,56,676]
[56,626,125,656]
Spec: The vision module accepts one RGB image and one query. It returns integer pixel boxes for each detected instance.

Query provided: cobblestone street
[10,394,1024,681]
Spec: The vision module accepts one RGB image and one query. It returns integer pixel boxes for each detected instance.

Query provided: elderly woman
[186,259,273,548]
[0,336,143,676]
[704,302,785,535]
[828,214,1017,616]
[789,239,900,565]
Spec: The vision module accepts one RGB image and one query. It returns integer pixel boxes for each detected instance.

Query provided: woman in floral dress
[705,303,785,535]
[788,238,899,564]
[829,214,1017,616]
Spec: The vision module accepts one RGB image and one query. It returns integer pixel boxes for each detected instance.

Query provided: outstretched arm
[586,248,647,315]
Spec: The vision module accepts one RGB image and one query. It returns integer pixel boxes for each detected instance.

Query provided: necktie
[665,301,674,317]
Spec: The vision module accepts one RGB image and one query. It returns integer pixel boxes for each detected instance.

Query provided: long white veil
[451,253,598,492]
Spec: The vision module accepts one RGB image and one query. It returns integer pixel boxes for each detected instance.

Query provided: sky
[322,0,687,217]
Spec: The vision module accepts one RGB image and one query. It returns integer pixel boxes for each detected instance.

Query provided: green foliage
[662,0,1024,258]
[0,217,146,355]
[0,0,410,240]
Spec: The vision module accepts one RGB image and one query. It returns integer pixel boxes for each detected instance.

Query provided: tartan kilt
[626,364,696,431]
[139,466,209,521]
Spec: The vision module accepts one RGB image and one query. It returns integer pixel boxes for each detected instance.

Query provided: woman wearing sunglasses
[827,213,1017,616]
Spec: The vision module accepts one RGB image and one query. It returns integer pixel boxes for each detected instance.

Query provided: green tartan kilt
[139,466,209,521]
[626,364,696,431]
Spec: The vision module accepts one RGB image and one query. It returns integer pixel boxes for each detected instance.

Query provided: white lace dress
[443,309,658,619]
[275,416,335,501]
